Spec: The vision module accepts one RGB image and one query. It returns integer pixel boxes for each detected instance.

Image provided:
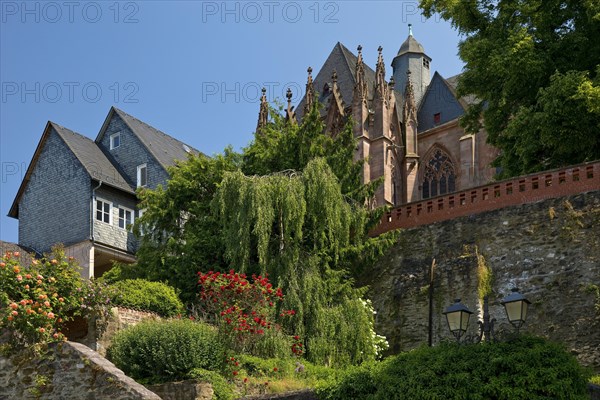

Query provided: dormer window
[137,164,147,187]
[110,132,121,150]
[423,59,430,69]
[434,113,441,125]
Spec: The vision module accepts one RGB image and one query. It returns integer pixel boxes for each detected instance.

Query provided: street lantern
[501,288,531,333]
[443,299,473,342]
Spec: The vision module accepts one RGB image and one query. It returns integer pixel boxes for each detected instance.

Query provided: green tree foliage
[131,100,396,366]
[133,148,241,302]
[318,336,591,400]
[243,103,376,202]
[215,159,389,366]
[420,0,600,177]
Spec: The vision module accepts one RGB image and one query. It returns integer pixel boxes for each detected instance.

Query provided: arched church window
[422,148,456,199]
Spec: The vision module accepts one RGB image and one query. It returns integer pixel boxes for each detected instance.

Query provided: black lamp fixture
[443,288,530,343]
[500,287,531,333]
[442,299,473,342]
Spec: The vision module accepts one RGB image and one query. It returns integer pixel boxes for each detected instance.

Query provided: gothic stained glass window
[422,148,456,199]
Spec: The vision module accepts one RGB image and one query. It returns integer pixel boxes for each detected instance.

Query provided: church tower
[391,24,431,106]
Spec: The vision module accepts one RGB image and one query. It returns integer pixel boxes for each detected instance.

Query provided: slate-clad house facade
[8,107,198,278]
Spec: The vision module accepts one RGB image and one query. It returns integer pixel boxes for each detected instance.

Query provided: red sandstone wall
[372,161,600,235]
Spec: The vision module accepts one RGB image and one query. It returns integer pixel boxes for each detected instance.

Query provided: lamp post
[500,288,531,334]
[443,289,530,343]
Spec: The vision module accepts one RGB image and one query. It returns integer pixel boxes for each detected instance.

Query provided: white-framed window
[118,206,134,230]
[110,132,121,150]
[137,164,147,187]
[96,198,112,224]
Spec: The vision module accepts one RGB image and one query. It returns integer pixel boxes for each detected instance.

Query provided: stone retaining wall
[147,380,214,400]
[0,341,160,399]
[364,190,600,371]
[76,306,161,357]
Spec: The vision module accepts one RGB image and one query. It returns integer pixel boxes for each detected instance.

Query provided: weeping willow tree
[215,158,388,366]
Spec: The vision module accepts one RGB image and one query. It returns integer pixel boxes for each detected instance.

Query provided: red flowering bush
[0,247,111,347]
[196,270,299,357]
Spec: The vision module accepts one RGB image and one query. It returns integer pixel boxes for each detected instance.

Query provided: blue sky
[0,1,464,243]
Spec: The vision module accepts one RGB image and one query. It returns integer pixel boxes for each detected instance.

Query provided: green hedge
[317,336,591,400]
[108,279,184,317]
[107,319,224,382]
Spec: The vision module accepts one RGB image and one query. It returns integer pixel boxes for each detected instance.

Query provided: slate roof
[296,42,377,119]
[397,34,427,57]
[105,107,201,170]
[296,42,412,127]
[51,122,133,193]
[444,74,478,106]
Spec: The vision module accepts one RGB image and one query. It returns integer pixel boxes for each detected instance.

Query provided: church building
[258,25,499,207]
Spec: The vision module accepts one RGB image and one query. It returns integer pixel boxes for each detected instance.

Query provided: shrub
[237,355,296,378]
[317,336,591,400]
[107,319,224,382]
[187,368,235,400]
[108,279,184,317]
[0,247,111,347]
[195,270,299,358]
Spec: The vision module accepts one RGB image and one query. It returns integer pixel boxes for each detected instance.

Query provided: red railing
[371,161,600,236]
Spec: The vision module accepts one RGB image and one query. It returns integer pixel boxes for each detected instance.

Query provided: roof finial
[357,44,362,54]
[304,67,315,115]
[332,69,338,83]
[285,88,297,124]
[257,87,268,132]
[408,23,413,36]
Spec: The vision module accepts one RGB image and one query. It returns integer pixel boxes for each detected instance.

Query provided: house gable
[96,108,170,190]
[418,72,465,132]
[96,107,200,190]
[15,124,93,254]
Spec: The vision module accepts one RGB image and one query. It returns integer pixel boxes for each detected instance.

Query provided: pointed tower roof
[397,23,426,56]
